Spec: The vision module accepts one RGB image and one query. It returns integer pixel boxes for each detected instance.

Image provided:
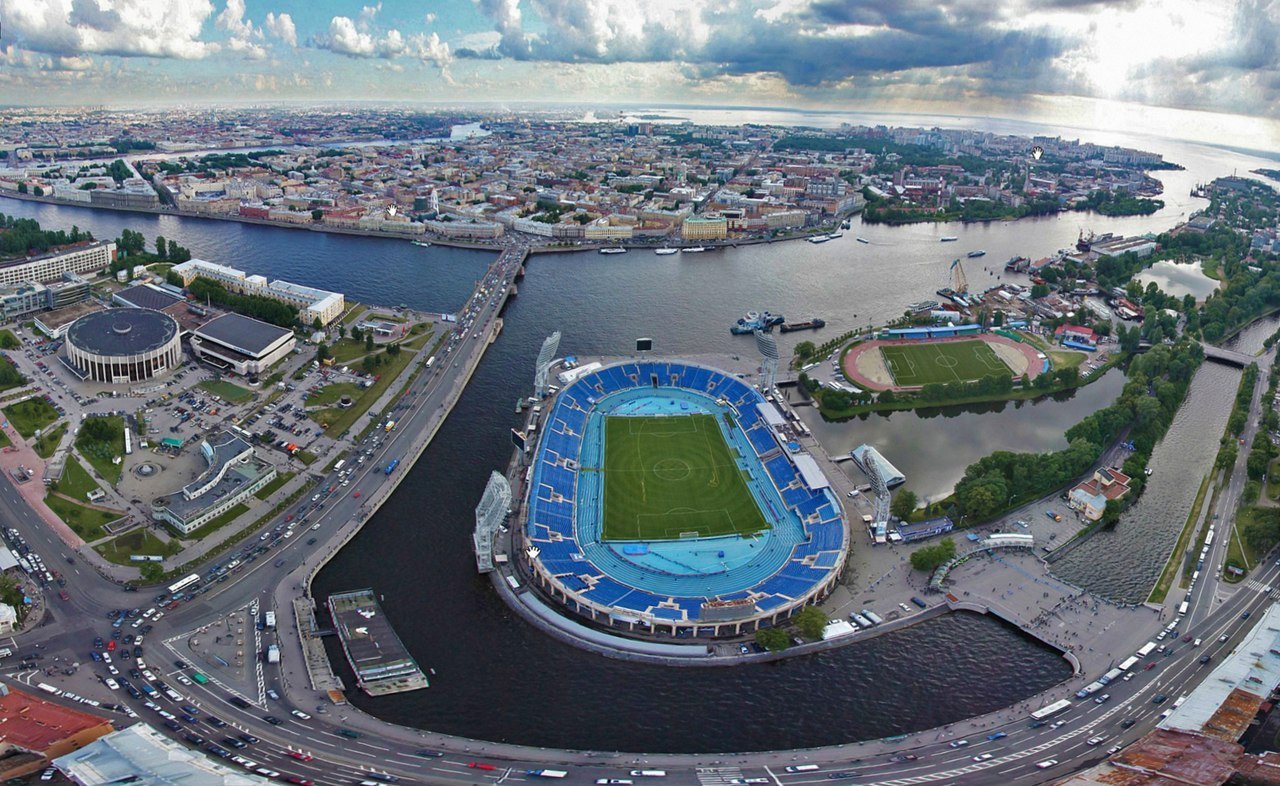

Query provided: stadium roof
[114,284,184,312]
[54,724,271,786]
[792,453,830,490]
[66,307,178,356]
[194,313,292,356]
[756,402,786,427]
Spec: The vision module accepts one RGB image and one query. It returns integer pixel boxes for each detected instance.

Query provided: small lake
[1135,260,1219,300]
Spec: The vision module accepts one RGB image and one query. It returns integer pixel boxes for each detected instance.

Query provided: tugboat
[780,318,826,333]
[730,311,785,334]
[411,239,432,247]
[856,237,870,244]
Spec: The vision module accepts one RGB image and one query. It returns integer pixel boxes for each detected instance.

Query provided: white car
[972,753,993,762]
[290,709,312,720]
[948,740,969,748]
[1087,735,1108,746]
[1036,760,1058,769]
[104,678,119,690]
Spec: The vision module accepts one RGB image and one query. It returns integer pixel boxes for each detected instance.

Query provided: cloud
[314,13,452,70]
[0,0,219,59]
[264,12,297,48]
[214,0,267,59]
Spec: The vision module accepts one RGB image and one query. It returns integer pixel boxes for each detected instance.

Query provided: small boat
[683,246,707,253]
[907,300,939,313]
[856,237,870,244]
[411,240,432,247]
[780,318,826,333]
[828,232,844,240]
[808,235,832,244]
[654,248,679,255]
[967,250,986,258]
[940,236,959,242]
[841,220,852,229]
[1005,256,1029,272]
[598,247,627,255]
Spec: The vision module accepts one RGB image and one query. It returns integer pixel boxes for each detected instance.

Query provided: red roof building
[0,686,114,778]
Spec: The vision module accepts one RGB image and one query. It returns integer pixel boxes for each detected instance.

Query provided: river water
[1,115,1274,751]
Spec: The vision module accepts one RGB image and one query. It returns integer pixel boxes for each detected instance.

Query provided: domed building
[64,308,182,384]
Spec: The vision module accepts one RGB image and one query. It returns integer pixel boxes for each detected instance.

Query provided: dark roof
[115,284,184,312]
[194,313,292,356]
[66,307,178,356]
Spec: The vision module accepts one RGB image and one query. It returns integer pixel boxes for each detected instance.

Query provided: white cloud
[215,0,266,59]
[424,12,437,24]
[0,0,219,59]
[264,12,298,48]
[316,14,451,68]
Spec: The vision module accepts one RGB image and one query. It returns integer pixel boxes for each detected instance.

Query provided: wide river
[1,116,1274,751]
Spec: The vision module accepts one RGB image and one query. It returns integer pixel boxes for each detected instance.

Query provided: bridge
[1200,341,1258,368]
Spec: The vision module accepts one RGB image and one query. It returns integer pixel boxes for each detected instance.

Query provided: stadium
[522,360,848,638]
[842,331,1044,392]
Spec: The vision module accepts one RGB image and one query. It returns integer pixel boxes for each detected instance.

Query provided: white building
[0,602,16,635]
[189,313,296,377]
[172,258,345,325]
[0,241,116,287]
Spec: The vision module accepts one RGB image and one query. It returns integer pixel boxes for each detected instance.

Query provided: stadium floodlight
[474,471,512,574]
[754,329,778,392]
[534,330,562,399]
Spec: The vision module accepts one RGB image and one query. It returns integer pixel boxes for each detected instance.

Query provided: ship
[683,246,708,253]
[1005,255,1030,272]
[730,311,785,334]
[856,237,870,244]
[967,249,986,258]
[410,240,432,247]
[1076,229,1115,252]
[598,247,628,255]
[654,248,679,255]
[808,235,832,244]
[936,288,970,308]
[780,318,826,333]
[940,236,959,242]
[907,300,939,314]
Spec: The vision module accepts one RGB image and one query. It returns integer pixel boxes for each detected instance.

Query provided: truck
[861,609,884,625]
[525,771,567,779]
[385,458,400,475]
[263,611,276,630]
[265,644,280,664]
[1045,510,1062,522]
[385,420,396,433]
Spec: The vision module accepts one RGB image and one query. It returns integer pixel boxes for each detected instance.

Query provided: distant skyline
[1,0,1278,132]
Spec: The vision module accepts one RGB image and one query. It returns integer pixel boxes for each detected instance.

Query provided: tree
[365,334,375,352]
[16,182,26,194]
[32,186,43,197]
[155,236,167,258]
[351,326,363,341]
[338,325,346,340]
[755,627,790,652]
[910,538,957,572]
[794,341,816,361]
[311,209,324,221]
[891,489,918,519]
[312,317,322,331]
[315,343,330,362]
[794,605,827,640]
[139,562,164,583]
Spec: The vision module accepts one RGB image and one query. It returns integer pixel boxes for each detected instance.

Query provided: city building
[0,685,114,779]
[64,307,182,383]
[151,431,277,535]
[189,313,296,377]
[53,724,272,786]
[681,215,729,240]
[0,241,116,287]
[0,603,15,635]
[1068,467,1132,521]
[0,272,91,321]
[171,259,345,325]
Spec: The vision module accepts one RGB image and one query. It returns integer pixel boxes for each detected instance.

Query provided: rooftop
[54,724,271,786]
[0,685,112,753]
[194,312,293,356]
[66,307,178,356]
[114,283,185,312]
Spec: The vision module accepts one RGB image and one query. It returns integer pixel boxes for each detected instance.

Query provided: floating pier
[327,588,429,696]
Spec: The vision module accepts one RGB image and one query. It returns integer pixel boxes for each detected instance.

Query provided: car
[594,781,633,785]
[104,678,119,690]
[238,733,261,745]
[163,719,182,731]
[1200,654,1212,664]
[414,750,445,758]
[1152,694,1168,705]
[949,740,969,748]
[266,688,280,701]
[728,781,769,785]
[986,732,1007,741]
[223,737,247,749]
[1036,760,1058,770]
[205,716,228,728]
[825,773,855,780]
[337,728,361,739]
[90,651,101,662]
[353,490,361,498]
[184,733,207,746]
[1145,662,1158,670]
[283,778,315,786]
[287,751,314,761]
[58,590,69,601]
[1182,634,1194,642]
[263,715,284,726]
[1095,694,1111,704]
[972,753,994,762]
[469,763,497,771]
[1220,633,1230,642]
[1243,612,1251,620]
[40,768,55,781]
[290,709,311,720]
[1121,719,1137,728]
[1087,735,1107,746]
[1049,720,1067,729]
[181,714,199,724]
[106,640,116,651]
[1028,720,1046,728]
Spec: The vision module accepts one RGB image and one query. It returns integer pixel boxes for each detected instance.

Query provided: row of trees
[910,538,956,572]
[0,214,93,257]
[187,277,298,328]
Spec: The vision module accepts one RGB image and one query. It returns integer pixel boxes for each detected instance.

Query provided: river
[0,112,1273,751]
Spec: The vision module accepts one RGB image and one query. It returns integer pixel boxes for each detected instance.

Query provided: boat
[907,300,939,314]
[654,248,679,255]
[780,318,826,333]
[856,237,870,244]
[829,232,844,240]
[940,236,959,242]
[410,240,432,247]
[730,311,785,334]
[936,288,970,308]
[598,247,627,255]
[808,235,832,244]
[683,246,707,253]
[967,250,986,258]
[1005,256,1030,272]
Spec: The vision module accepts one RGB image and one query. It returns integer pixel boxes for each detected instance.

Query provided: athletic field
[601,414,768,541]
[880,340,1012,387]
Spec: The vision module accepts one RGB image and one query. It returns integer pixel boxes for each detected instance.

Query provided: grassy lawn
[340,303,366,325]
[402,328,435,351]
[296,449,318,466]
[58,458,102,501]
[309,349,415,438]
[880,340,1012,387]
[254,471,293,500]
[45,493,122,542]
[601,414,767,540]
[0,427,11,450]
[31,422,64,458]
[76,416,125,486]
[367,312,407,324]
[94,528,181,566]
[4,398,59,438]
[1267,457,1280,501]
[200,378,254,403]
[1223,507,1267,583]
[326,338,375,365]
[306,382,363,407]
[178,503,249,541]
[1203,257,1221,280]
[0,329,19,349]
[1047,350,1086,370]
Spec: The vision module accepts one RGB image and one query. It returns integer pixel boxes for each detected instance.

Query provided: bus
[1178,601,1190,615]
[1136,641,1158,658]
[1030,699,1073,721]
[425,355,436,369]
[1118,656,1140,672]
[191,672,209,685]
[385,458,400,475]
[167,573,201,595]
[1205,529,1215,546]
[333,459,346,472]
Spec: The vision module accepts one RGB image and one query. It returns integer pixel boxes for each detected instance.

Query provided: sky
[0,0,1278,133]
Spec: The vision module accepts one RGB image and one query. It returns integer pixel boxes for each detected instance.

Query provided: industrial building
[171,258,345,325]
[0,240,116,287]
[189,313,295,376]
[151,431,276,535]
[64,307,182,383]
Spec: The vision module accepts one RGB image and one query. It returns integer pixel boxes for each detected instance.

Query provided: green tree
[16,182,26,194]
[794,341,816,361]
[891,489,918,519]
[755,627,790,652]
[155,236,167,258]
[32,186,43,197]
[311,209,323,221]
[365,334,375,352]
[312,317,322,331]
[139,562,164,583]
[910,538,957,572]
[337,325,347,340]
[315,343,331,362]
[794,605,828,640]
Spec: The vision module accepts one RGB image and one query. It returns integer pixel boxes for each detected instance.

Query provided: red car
[106,640,116,651]
[58,590,69,601]
[1145,662,1158,670]
[286,751,313,762]
[468,762,497,771]
[353,490,361,499]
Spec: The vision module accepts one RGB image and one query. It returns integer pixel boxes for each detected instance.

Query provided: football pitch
[879,339,1012,387]
[601,414,768,541]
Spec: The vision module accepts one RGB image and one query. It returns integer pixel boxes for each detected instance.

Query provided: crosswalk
[1242,579,1273,594]
[697,766,745,786]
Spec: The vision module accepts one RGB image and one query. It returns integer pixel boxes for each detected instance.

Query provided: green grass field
[601,414,767,541]
[880,340,1011,387]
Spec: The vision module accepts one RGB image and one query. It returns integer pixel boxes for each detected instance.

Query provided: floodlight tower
[474,471,512,574]
[534,330,561,399]
[755,329,779,392]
